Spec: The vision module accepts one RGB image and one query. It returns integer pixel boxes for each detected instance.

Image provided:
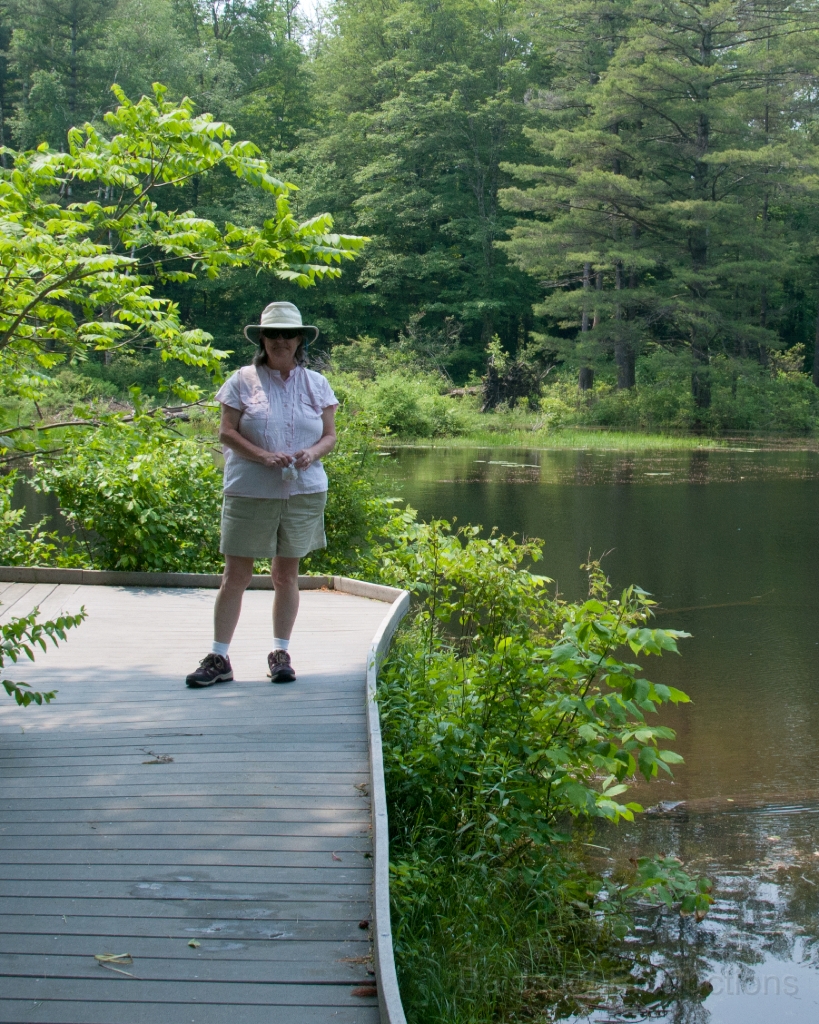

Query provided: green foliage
[351,371,464,438]
[0,82,365,399]
[389,843,610,1022]
[389,844,713,1022]
[4,0,819,420]
[283,0,545,350]
[634,854,714,920]
[327,337,466,437]
[0,470,84,567]
[377,521,694,849]
[300,406,398,576]
[1,604,86,706]
[481,335,544,411]
[567,351,819,433]
[374,515,712,1021]
[501,0,819,399]
[33,416,224,572]
[23,398,396,578]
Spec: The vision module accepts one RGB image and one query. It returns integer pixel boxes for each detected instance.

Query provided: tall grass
[390,841,627,1023]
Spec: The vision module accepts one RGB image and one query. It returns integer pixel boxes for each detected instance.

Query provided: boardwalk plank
[1,787,369,803]
[0,584,389,1022]
[0,977,379,1006]
[0,741,370,756]
[0,935,370,961]
[0,748,367,764]
[0,582,37,619]
[0,914,371,940]
[0,850,370,868]
[5,864,372,883]
[0,807,371,821]
[0,822,370,837]
[0,880,372,900]
[0,1002,380,1024]
[0,953,374,983]
[1,774,368,791]
[0,582,58,622]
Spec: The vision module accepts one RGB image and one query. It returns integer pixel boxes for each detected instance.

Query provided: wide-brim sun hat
[243,301,319,344]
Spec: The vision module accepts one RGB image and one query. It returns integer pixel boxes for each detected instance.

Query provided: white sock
[211,641,230,657]
[273,637,290,651]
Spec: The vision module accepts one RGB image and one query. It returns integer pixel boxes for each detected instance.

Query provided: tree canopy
[0,81,364,397]
[0,0,818,397]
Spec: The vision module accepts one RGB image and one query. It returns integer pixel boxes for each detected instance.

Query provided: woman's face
[261,330,302,366]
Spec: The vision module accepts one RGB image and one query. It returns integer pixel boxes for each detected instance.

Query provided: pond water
[383,445,819,1024]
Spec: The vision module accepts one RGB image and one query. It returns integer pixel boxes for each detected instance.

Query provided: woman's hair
[253,333,307,367]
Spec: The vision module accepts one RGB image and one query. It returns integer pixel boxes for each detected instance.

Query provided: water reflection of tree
[568,807,819,1022]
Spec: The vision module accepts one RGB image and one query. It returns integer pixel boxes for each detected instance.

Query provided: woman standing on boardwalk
[186,301,338,687]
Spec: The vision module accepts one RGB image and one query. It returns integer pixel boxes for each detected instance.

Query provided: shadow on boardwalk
[0,582,389,1024]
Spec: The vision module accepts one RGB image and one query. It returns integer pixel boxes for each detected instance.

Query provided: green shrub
[0,471,84,568]
[24,403,397,577]
[373,515,712,1021]
[552,350,819,433]
[704,355,819,433]
[377,518,694,850]
[327,336,465,438]
[367,371,465,436]
[33,422,224,572]
[329,335,415,378]
[76,352,215,400]
[301,407,399,576]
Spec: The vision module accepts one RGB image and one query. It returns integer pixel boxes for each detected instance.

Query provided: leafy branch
[1,606,86,706]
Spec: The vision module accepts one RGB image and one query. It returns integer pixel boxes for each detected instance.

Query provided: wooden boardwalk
[0,581,393,1024]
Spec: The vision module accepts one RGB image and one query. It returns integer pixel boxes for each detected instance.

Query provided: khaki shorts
[220,492,327,560]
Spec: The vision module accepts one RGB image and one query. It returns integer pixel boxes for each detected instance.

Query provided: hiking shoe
[268,649,296,683]
[186,653,233,688]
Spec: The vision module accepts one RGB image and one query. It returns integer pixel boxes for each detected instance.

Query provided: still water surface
[384,446,819,1024]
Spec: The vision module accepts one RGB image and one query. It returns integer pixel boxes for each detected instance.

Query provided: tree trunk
[481,312,494,348]
[691,343,711,410]
[579,261,594,390]
[615,344,635,389]
[0,93,5,169]
[814,298,819,387]
[68,4,79,119]
[614,262,634,389]
[592,270,602,328]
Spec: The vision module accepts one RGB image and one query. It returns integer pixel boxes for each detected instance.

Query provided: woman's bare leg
[214,555,255,644]
[271,556,300,641]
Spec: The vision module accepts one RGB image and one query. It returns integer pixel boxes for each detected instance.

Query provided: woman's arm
[218,404,293,468]
[293,405,337,470]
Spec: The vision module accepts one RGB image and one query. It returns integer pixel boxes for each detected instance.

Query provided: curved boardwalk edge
[363,586,411,1024]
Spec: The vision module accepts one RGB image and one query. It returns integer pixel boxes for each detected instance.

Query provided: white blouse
[215,364,338,499]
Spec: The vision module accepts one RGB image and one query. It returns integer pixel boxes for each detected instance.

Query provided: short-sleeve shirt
[215,364,338,499]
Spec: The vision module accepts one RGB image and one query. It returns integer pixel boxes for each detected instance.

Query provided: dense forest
[2,0,819,413]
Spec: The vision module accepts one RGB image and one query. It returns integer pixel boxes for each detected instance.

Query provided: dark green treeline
[3,0,819,389]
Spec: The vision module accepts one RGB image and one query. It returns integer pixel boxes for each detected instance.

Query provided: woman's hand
[262,451,294,469]
[293,448,314,470]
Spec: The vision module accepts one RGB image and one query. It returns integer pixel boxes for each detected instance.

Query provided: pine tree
[286,0,548,360]
[502,0,819,402]
[7,0,114,147]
